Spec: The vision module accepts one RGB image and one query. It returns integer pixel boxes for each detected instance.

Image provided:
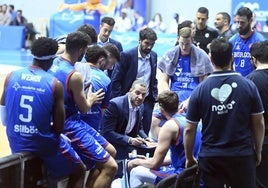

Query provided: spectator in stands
[229,7,265,76]
[97,16,123,77]
[148,13,166,33]
[8,4,16,23]
[194,7,218,53]
[11,9,39,47]
[132,10,146,32]
[214,12,236,40]
[114,8,132,32]
[167,13,180,34]
[0,37,86,188]
[49,31,118,188]
[262,18,268,33]
[128,91,202,187]
[247,41,268,188]
[111,27,158,135]
[184,38,264,188]
[0,4,11,25]
[10,9,27,26]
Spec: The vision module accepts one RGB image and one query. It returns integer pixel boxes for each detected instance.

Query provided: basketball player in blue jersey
[128,91,202,187]
[229,7,265,77]
[151,27,212,139]
[76,45,111,131]
[0,37,86,188]
[49,31,118,188]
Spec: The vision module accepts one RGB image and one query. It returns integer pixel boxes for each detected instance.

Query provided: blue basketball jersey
[5,66,59,156]
[229,31,265,76]
[170,114,201,173]
[49,56,78,118]
[170,55,199,102]
[80,65,111,131]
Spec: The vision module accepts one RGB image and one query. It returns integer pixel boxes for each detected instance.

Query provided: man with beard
[49,31,118,188]
[229,7,265,77]
[102,80,155,177]
[214,12,236,40]
[111,27,158,135]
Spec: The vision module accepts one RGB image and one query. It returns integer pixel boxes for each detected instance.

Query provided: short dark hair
[218,12,231,25]
[9,4,14,10]
[210,38,233,68]
[85,45,107,64]
[250,41,268,64]
[77,24,97,44]
[101,17,115,26]
[65,31,91,54]
[236,7,253,20]
[197,7,209,17]
[158,90,178,114]
[31,37,58,60]
[177,20,193,35]
[139,27,157,41]
[103,43,120,62]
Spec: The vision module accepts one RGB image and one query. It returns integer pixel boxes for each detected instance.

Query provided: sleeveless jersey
[49,57,78,118]
[80,65,111,131]
[170,114,201,172]
[5,66,59,156]
[229,31,265,76]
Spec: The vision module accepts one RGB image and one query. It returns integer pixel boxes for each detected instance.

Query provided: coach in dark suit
[102,80,154,160]
[110,27,158,134]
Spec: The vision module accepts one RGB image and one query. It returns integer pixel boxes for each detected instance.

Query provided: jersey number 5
[19,95,33,123]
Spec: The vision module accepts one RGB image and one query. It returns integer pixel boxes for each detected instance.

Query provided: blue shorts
[41,135,83,178]
[64,115,110,170]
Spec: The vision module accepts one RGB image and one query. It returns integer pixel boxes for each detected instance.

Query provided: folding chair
[155,174,178,188]
[175,164,201,188]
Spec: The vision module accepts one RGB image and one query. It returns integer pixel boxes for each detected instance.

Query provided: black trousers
[199,155,256,188]
[256,143,268,188]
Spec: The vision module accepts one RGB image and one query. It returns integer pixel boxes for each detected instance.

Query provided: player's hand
[179,98,189,113]
[86,85,104,107]
[256,151,262,166]
[185,156,197,168]
[129,137,144,146]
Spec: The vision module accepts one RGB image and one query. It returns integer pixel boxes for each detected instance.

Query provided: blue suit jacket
[110,46,158,102]
[109,38,123,53]
[101,94,147,146]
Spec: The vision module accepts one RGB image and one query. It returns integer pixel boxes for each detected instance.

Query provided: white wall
[147,0,232,28]
[3,0,232,33]
[3,0,62,21]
